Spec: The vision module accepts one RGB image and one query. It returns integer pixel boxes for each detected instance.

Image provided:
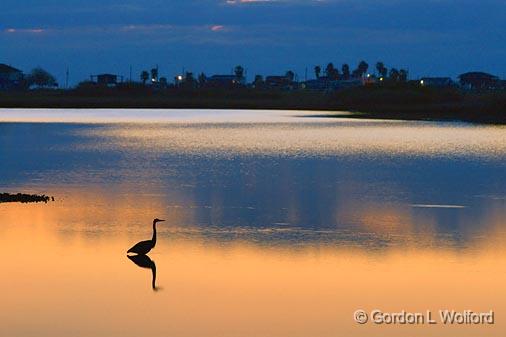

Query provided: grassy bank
[0,193,54,203]
[1,86,504,124]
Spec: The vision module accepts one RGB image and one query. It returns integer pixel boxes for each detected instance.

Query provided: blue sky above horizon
[1,0,505,85]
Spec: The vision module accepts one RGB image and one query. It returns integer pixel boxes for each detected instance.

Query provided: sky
[1,0,505,85]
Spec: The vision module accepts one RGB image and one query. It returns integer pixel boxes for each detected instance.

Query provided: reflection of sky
[2,113,506,337]
[1,0,505,84]
[1,115,505,250]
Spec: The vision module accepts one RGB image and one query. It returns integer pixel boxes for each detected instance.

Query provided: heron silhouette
[127,218,165,255]
[128,254,158,290]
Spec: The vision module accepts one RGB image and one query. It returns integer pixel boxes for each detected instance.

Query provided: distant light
[379,77,384,81]
[177,75,183,81]
[367,74,371,78]
[420,80,424,85]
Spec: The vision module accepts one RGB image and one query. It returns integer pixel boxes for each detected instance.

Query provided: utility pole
[65,67,69,89]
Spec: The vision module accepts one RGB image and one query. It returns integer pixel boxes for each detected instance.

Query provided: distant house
[420,77,453,88]
[458,72,499,90]
[303,77,362,92]
[265,75,296,90]
[0,64,24,90]
[206,75,240,88]
[90,73,122,87]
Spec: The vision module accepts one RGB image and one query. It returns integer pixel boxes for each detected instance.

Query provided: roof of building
[421,77,452,80]
[209,75,236,80]
[96,73,118,77]
[266,75,288,80]
[0,64,22,74]
[458,72,499,80]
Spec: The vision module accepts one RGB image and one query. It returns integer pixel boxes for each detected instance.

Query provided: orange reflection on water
[1,198,506,337]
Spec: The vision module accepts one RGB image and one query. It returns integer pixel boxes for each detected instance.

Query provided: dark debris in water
[0,193,54,204]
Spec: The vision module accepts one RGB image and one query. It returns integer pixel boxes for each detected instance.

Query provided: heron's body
[127,239,155,255]
[127,218,165,255]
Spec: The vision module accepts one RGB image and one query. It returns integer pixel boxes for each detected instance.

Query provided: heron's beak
[159,219,166,222]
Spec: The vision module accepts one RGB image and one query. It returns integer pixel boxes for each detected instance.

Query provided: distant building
[206,75,240,88]
[303,77,362,92]
[0,63,24,90]
[265,75,296,90]
[419,77,453,88]
[90,73,122,87]
[458,72,499,90]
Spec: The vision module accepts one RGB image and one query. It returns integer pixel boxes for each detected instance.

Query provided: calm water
[1,109,505,337]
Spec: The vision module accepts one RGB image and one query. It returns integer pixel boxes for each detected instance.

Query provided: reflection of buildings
[0,63,23,90]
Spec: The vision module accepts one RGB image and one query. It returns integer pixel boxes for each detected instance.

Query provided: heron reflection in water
[127,254,159,291]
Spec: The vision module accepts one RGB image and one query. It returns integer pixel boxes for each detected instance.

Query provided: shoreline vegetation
[0,193,54,203]
[1,86,505,124]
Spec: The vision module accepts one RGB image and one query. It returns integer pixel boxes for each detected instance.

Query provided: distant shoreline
[1,87,504,125]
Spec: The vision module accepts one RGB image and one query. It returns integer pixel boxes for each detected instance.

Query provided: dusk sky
[1,0,505,85]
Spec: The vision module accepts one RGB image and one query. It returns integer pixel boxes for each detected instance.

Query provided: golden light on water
[2,109,504,158]
[1,199,506,337]
[79,121,506,159]
[1,109,505,336]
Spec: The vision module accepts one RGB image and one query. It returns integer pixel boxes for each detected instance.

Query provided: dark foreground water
[0,109,505,337]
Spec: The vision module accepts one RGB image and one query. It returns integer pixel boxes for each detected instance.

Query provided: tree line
[314,61,408,82]
[16,60,410,90]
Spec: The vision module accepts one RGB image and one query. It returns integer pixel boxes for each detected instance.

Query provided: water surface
[1,109,505,337]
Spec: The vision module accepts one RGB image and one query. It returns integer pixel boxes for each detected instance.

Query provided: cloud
[225,0,279,4]
[210,25,225,32]
[4,27,45,34]
[224,0,331,4]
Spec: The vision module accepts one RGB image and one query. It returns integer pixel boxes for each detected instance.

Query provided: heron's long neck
[152,221,157,244]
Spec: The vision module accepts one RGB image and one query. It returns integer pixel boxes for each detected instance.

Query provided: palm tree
[150,68,158,83]
[314,65,321,79]
[389,68,400,82]
[325,63,335,79]
[140,70,149,85]
[27,67,57,88]
[234,65,244,80]
[399,69,408,82]
[285,70,295,82]
[341,64,350,80]
[376,62,387,78]
[198,72,207,87]
[357,60,369,77]
[326,63,340,80]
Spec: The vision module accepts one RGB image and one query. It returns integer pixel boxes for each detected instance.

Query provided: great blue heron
[127,218,165,255]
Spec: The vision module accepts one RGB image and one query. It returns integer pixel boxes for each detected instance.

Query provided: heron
[127,218,165,255]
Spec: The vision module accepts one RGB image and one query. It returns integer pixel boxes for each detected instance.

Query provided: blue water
[1,111,505,249]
